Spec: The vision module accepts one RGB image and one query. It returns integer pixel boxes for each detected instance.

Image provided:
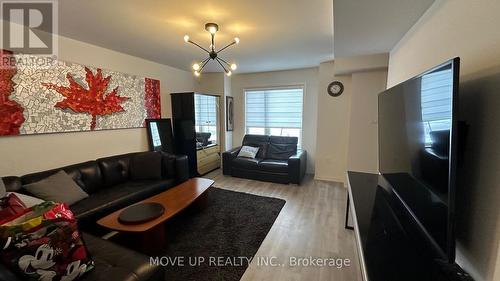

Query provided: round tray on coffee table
[118,202,165,224]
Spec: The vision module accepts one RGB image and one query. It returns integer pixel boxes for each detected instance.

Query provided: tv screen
[378,58,459,262]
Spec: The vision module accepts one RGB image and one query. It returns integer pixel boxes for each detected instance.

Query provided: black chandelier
[184,23,239,77]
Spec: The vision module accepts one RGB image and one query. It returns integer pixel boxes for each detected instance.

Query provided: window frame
[244,85,305,147]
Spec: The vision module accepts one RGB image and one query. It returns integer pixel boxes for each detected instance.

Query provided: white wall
[347,70,387,173]
[0,32,194,176]
[387,1,500,280]
[315,62,352,182]
[194,73,225,94]
[231,68,319,174]
[315,57,388,183]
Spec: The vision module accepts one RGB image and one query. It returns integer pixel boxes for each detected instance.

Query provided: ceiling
[58,0,334,73]
[333,0,435,58]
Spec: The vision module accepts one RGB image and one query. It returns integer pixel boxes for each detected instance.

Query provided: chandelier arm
[217,41,236,54]
[188,40,210,53]
[215,58,229,73]
[217,57,231,67]
[198,57,211,73]
[200,57,210,64]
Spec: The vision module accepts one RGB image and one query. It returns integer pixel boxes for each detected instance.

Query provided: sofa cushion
[232,157,262,170]
[97,154,134,187]
[242,135,270,159]
[23,170,89,205]
[258,159,289,174]
[21,161,103,194]
[268,136,298,160]
[130,152,162,180]
[71,179,175,223]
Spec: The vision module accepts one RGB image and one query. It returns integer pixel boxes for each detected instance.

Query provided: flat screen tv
[378,58,459,262]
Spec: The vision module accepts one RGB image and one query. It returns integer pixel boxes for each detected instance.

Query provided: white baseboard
[313,175,346,185]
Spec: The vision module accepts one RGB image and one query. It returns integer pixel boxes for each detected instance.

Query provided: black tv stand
[345,171,473,281]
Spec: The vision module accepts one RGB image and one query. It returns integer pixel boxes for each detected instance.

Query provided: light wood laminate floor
[205,169,363,281]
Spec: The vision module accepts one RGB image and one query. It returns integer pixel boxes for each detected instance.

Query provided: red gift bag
[0,193,28,224]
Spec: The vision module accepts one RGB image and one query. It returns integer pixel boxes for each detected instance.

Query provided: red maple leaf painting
[42,67,129,130]
[0,49,25,136]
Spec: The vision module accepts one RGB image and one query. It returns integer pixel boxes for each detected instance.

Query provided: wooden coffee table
[97,177,214,254]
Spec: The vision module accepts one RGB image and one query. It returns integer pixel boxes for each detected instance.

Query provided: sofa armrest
[174,154,190,182]
[222,146,241,175]
[160,152,189,182]
[288,150,307,184]
[1,176,22,192]
[82,233,164,281]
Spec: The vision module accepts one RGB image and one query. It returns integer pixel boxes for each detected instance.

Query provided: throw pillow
[130,152,162,180]
[237,146,260,158]
[0,177,5,197]
[23,170,89,205]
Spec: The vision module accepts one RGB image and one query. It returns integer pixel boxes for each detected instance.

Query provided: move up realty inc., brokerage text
[151,255,351,268]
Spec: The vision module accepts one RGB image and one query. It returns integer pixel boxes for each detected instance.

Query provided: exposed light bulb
[208,26,217,34]
[192,63,200,71]
[194,70,200,77]
[226,70,232,77]
[234,37,240,44]
[184,35,190,43]
[230,63,237,71]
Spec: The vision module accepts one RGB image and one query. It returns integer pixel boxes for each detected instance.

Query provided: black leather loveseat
[1,151,190,281]
[222,135,307,184]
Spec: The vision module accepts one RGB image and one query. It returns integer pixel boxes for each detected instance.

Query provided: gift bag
[0,202,94,281]
[0,193,28,224]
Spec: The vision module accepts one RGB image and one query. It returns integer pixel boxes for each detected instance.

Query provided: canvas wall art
[0,50,161,136]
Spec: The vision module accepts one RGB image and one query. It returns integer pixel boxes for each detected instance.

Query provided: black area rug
[158,187,285,281]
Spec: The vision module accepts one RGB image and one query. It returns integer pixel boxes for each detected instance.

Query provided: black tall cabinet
[171,92,198,177]
[171,92,222,177]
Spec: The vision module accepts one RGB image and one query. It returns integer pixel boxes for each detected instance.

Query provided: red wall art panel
[0,50,25,136]
[0,50,161,136]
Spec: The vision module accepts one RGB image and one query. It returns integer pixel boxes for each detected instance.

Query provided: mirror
[145,118,174,153]
[194,94,219,149]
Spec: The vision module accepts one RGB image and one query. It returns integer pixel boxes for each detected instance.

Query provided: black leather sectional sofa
[1,151,190,281]
[222,135,307,184]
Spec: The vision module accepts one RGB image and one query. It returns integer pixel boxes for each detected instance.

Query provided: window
[194,94,218,144]
[420,67,453,147]
[245,87,303,146]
